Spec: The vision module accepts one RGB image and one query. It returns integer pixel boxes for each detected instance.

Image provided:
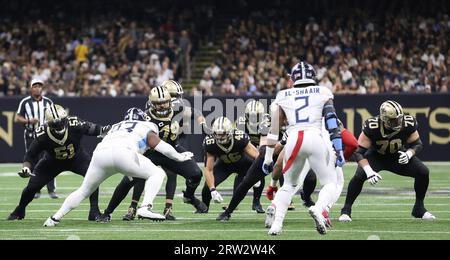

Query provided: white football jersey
[273,85,333,132]
[100,120,159,154]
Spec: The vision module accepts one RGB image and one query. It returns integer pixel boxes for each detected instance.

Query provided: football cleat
[309,206,327,235]
[268,221,282,236]
[7,213,24,221]
[287,201,296,211]
[420,212,436,221]
[338,214,352,222]
[216,211,231,221]
[97,213,112,223]
[183,191,208,213]
[265,204,276,228]
[34,192,41,199]
[43,216,60,227]
[322,210,332,228]
[163,207,176,221]
[252,202,265,214]
[137,205,165,221]
[122,207,136,221]
[48,192,59,199]
[88,209,102,221]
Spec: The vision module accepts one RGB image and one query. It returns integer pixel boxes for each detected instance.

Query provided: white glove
[398,151,413,165]
[18,167,35,178]
[211,189,223,203]
[363,165,382,186]
[175,152,194,162]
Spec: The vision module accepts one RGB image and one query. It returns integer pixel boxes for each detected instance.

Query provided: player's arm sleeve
[78,118,110,136]
[322,99,343,151]
[342,128,358,160]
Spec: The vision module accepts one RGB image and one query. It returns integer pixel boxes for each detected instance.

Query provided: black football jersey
[363,115,418,157]
[24,117,102,162]
[235,114,270,147]
[147,108,183,146]
[203,129,250,164]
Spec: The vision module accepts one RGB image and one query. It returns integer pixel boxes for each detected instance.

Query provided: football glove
[210,189,223,203]
[266,185,278,201]
[18,167,34,178]
[336,150,346,167]
[398,151,413,165]
[365,169,382,186]
[175,152,194,162]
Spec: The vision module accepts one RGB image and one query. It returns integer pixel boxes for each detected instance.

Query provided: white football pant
[272,129,338,226]
[52,146,165,220]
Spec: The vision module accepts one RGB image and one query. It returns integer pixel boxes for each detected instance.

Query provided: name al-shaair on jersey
[101,120,159,155]
[203,129,250,164]
[24,117,103,162]
[363,115,418,157]
[272,86,333,133]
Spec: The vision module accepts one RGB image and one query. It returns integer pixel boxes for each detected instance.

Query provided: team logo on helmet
[124,107,147,121]
[380,100,404,131]
[290,62,317,86]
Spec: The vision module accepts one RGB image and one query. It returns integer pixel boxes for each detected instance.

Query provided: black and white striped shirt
[16,96,53,132]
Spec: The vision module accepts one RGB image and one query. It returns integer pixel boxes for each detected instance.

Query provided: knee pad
[187,175,202,188]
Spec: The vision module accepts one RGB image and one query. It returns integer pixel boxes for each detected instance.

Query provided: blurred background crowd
[1,0,448,97]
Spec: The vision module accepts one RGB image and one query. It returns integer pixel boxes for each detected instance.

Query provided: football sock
[141,171,165,207]
[341,174,365,215]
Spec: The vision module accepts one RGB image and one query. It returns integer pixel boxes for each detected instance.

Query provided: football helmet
[124,107,147,121]
[148,86,172,118]
[245,100,265,132]
[211,117,233,145]
[380,100,404,131]
[45,104,68,135]
[290,61,317,86]
[161,80,184,99]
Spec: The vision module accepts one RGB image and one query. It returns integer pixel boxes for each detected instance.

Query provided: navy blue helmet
[124,107,147,121]
[290,62,317,85]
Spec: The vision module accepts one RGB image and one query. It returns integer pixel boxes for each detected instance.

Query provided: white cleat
[43,216,60,227]
[338,214,352,222]
[309,206,327,235]
[137,205,166,222]
[265,205,276,228]
[421,212,436,221]
[268,222,282,236]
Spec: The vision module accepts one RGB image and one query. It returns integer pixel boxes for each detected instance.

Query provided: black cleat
[163,207,176,221]
[122,207,136,221]
[300,190,315,208]
[88,209,102,221]
[183,191,208,213]
[216,211,231,221]
[7,213,24,221]
[252,203,265,214]
[48,192,59,199]
[287,201,296,211]
[96,213,111,223]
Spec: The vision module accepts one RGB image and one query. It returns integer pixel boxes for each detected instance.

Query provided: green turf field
[0,163,449,240]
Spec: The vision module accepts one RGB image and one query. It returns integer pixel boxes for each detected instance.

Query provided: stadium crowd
[0,0,449,97]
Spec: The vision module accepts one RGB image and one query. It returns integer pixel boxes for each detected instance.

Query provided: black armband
[354,146,368,162]
[408,138,423,156]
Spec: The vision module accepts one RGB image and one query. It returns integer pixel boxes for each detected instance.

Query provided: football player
[202,116,259,211]
[263,61,345,235]
[43,108,194,227]
[339,100,435,222]
[98,85,207,222]
[265,120,358,228]
[7,104,110,221]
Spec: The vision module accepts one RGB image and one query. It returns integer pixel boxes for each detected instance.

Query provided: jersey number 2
[295,96,309,123]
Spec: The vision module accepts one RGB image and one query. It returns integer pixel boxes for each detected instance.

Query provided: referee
[15,78,58,199]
